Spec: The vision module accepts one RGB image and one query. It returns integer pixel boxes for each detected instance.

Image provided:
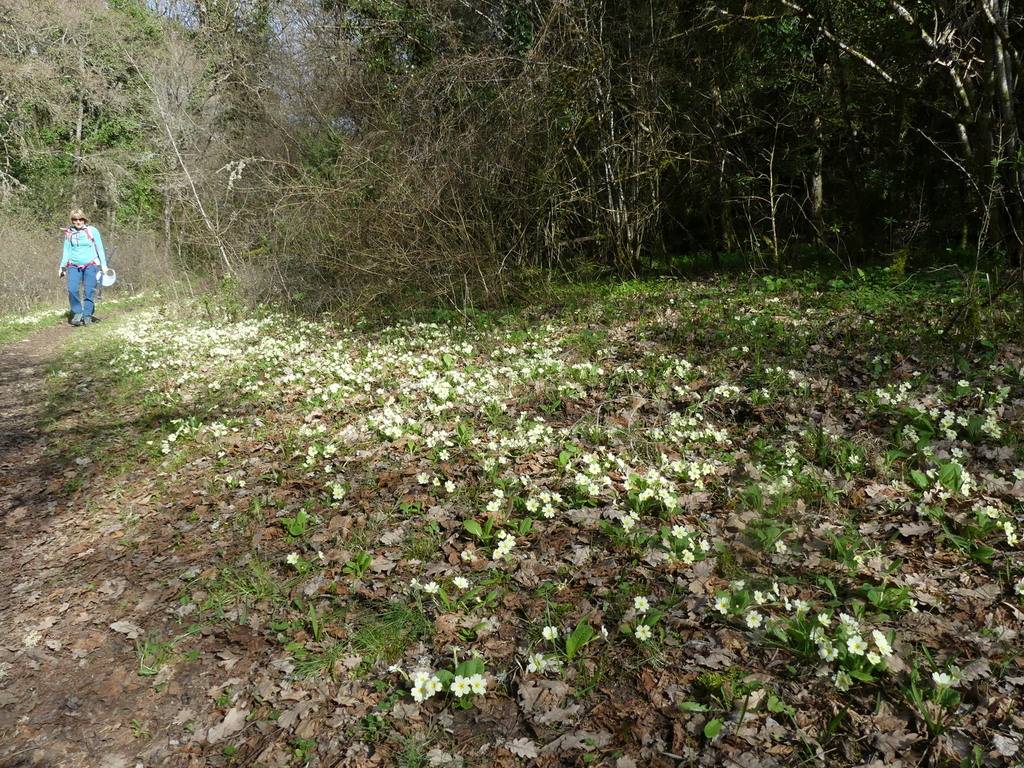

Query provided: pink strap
[65,226,102,262]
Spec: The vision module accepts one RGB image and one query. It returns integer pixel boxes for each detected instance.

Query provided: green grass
[203,560,289,618]
[351,603,432,664]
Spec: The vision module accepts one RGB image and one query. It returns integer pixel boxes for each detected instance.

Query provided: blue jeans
[67,264,100,319]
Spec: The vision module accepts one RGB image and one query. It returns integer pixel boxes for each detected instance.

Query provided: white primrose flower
[714,596,730,615]
[872,629,893,657]
[492,532,516,560]
[526,653,548,673]
[410,670,443,702]
[417,472,430,485]
[453,576,470,590]
[818,641,838,662]
[833,670,852,692]
[1015,576,1024,596]
[866,651,882,665]
[846,635,868,656]
[931,671,959,688]
[445,480,456,493]
[542,626,559,641]
[745,611,764,629]
[1004,522,1018,547]
[635,624,653,641]
[423,581,440,595]
[633,596,651,614]
[450,676,472,697]
[286,552,300,566]
[817,612,831,626]
[793,599,810,617]
[979,505,1001,520]
[468,674,487,695]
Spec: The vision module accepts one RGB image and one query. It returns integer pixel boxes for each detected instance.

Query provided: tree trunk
[811,114,825,247]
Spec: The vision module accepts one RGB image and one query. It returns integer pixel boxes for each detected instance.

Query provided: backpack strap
[65,226,102,266]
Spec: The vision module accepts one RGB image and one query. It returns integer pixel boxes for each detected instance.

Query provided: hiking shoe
[83,316,93,326]
[71,314,83,327]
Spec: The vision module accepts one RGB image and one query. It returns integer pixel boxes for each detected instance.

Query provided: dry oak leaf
[518,679,571,716]
[898,522,932,537]
[506,738,539,758]
[279,699,318,730]
[541,730,612,755]
[109,620,144,639]
[207,706,247,743]
[426,748,464,767]
[993,734,1019,758]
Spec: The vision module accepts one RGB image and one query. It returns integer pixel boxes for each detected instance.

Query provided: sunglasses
[72,218,85,222]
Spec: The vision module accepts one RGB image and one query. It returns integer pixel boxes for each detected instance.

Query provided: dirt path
[0,319,206,768]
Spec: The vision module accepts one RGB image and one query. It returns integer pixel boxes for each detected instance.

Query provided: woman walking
[59,209,110,326]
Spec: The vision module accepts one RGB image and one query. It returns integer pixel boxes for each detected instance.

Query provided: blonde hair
[69,208,88,224]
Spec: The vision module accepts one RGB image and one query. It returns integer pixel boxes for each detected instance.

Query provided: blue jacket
[61,225,108,270]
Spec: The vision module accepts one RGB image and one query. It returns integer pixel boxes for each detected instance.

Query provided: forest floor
[0,273,1023,768]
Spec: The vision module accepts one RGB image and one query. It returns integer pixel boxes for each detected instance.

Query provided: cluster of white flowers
[492,530,516,560]
[525,489,563,519]
[715,584,897,683]
[663,523,712,565]
[205,421,230,438]
[159,417,202,455]
[484,488,506,514]
[626,468,680,512]
[665,454,720,489]
[650,411,731,447]
[304,441,338,468]
[410,669,444,702]
[711,383,742,399]
[874,380,915,407]
[450,673,487,697]
[619,509,640,533]
[573,452,618,499]
[368,405,418,441]
[977,503,1019,547]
